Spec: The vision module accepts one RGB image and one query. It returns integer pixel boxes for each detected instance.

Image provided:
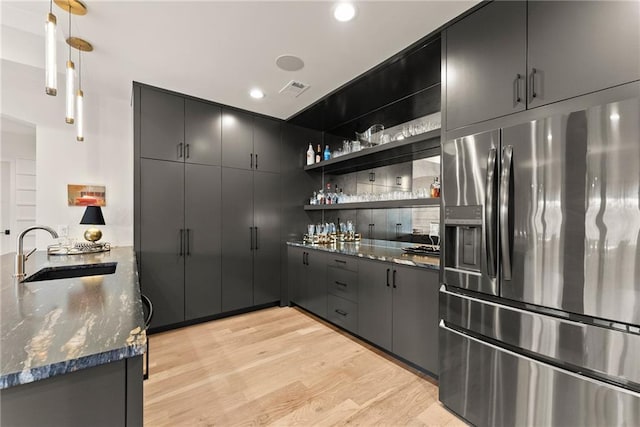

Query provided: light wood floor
[144,306,466,426]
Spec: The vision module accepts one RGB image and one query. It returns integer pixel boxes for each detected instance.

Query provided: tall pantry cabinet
[221,110,281,312]
[134,84,281,331]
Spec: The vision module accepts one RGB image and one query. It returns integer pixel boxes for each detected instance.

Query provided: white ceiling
[1,1,478,120]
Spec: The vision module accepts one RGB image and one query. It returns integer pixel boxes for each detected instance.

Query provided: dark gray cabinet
[356,209,388,240]
[140,159,222,329]
[222,167,281,312]
[287,246,327,317]
[221,110,281,172]
[140,159,185,328]
[140,87,185,162]
[358,259,439,373]
[184,164,222,320]
[140,87,221,165]
[392,265,439,374]
[253,116,281,173]
[185,99,222,166]
[221,168,254,311]
[253,171,282,305]
[527,1,640,108]
[357,260,393,350]
[445,1,640,130]
[445,1,526,130]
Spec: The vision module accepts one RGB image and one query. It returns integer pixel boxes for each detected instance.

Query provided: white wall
[1,59,133,247]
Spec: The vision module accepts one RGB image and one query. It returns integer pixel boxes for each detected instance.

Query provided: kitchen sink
[22,262,117,283]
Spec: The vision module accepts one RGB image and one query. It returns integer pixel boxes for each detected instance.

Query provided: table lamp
[80,205,105,243]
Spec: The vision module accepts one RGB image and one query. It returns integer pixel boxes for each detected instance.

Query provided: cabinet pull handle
[369,172,375,182]
[186,229,191,256]
[334,259,347,264]
[515,74,522,104]
[250,227,254,250]
[255,154,258,169]
[335,309,348,316]
[178,143,183,159]
[179,229,184,256]
[392,269,397,288]
[303,252,307,265]
[531,68,537,99]
[255,226,259,250]
[386,268,390,287]
[185,144,190,159]
[335,281,347,287]
[250,153,253,169]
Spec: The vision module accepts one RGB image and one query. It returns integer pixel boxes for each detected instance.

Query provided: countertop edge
[286,241,440,271]
[0,339,146,390]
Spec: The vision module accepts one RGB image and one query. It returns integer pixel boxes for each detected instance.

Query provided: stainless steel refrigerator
[439,93,640,426]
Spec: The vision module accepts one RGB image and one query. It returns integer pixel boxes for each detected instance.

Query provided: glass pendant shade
[45,13,57,96]
[65,60,75,124]
[76,89,84,141]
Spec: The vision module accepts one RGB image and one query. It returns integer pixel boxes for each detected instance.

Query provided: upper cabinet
[140,86,222,165]
[445,1,526,131]
[140,86,185,162]
[527,1,640,108]
[221,109,281,172]
[445,0,640,130]
[184,99,222,166]
[253,116,281,173]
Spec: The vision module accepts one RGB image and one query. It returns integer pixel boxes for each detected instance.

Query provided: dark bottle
[315,144,322,163]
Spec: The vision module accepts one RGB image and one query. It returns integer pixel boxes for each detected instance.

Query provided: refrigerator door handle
[485,147,498,278]
[500,145,514,280]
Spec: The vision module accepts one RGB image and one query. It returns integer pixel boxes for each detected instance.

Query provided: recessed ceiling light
[334,2,356,22]
[250,88,265,99]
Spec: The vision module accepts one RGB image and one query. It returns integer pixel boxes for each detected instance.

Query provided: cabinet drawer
[328,254,358,272]
[327,294,358,334]
[327,267,358,302]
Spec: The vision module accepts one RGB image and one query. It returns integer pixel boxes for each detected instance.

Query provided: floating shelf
[304,198,440,211]
[304,128,441,174]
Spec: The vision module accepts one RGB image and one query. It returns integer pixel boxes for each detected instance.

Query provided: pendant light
[45,0,57,95]
[67,37,92,141]
[65,5,75,124]
[76,50,84,141]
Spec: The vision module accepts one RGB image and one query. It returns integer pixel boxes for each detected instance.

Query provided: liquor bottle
[333,185,339,204]
[325,183,332,205]
[316,144,322,163]
[306,143,315,165]
[323,145,331,161]
[430,176,441,198]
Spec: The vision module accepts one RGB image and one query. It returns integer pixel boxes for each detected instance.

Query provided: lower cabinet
[287,246,440,375]
[358,259,439,374]
[288,247,327,317]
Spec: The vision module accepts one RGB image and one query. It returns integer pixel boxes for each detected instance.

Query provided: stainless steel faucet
[15,225,59,279]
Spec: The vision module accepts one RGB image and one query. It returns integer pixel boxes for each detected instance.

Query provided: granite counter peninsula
[0,247,146,427]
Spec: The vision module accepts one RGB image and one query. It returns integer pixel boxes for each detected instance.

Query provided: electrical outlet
[57,225,68,237]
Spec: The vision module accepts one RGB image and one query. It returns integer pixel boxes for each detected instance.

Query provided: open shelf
[304,198,440,211]
[304,128,441,174]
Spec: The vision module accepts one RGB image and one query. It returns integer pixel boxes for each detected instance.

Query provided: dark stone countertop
[0,247,146,389]
[287,239,440,271]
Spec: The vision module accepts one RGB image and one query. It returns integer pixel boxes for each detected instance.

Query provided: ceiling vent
[279,80,310,98]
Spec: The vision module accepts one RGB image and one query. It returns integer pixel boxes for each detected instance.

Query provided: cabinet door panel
[371,209,388,241]
[185,164,221,320]
[140,87,185,162]
[288,247,306,307]
[392,266,439,374]
[221,109,253,170]
[306,250,327,318]
[357,259,392,350]
[253,171,281,305]
[356,209,373,240]
[185,100,221,166]
[140,159,184,328]
[528,1,640,108]
[446,1,526,130]
[253,116,281,173]
[221,167,254,311]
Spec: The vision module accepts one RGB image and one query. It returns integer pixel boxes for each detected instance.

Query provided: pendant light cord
[49,0,53,14]
[68,5,71,60]
[79,50,82,89]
